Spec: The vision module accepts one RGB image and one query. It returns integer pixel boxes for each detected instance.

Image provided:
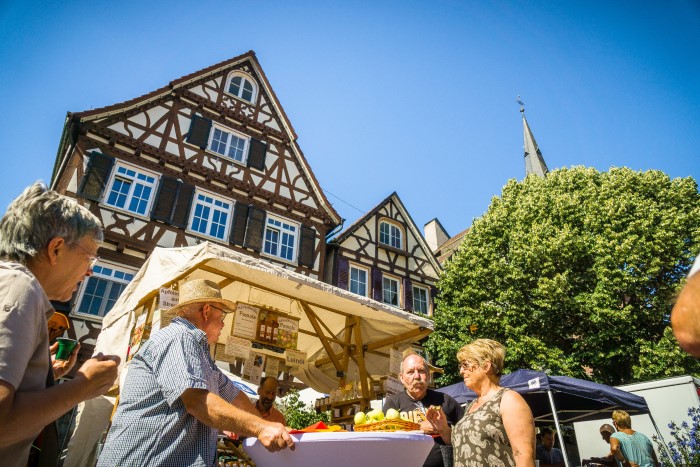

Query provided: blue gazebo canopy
[436,369,650,424]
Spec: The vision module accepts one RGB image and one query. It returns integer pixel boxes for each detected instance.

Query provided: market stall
[65,242,433,466]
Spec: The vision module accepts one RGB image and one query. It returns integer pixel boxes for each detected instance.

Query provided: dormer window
[226,72,257,103]
[379,220,403,250]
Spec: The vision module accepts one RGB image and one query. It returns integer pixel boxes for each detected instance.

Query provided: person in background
[671,256,700,357]
[0,182,121,467]
[610,410,659,467]
[256,376,286,425]
[97,279,294,466]
[384,353,464,467]
[536,427,565,467]
[582,424,616,466]
[428,338,535,467]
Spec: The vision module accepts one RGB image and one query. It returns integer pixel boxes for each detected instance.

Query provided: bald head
[599,423,614,444]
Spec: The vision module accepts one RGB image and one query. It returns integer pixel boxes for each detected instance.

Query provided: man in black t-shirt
[383,354,464,467]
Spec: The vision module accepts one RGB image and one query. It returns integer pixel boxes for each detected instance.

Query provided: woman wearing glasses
[427,339,535,466]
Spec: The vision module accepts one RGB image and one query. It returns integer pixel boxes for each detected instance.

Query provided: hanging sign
[159,288,179,309]
[226,336,252,359]
[265,357,280,378]
[389,348,402,375]
[243,351,265,385]
[385,376,403,396]
[233,303,260,340]
[285,349,307,367]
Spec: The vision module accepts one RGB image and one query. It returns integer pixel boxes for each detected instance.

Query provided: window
[74,263,135,319]
[263,215,298,262]
[413,285,430,315]
[382,275,400,307]
[208,124,249,163]
[105,163,158,216]
[349,265,369,297]
[379,220,403,249]
[226,72,257,103]
[189,190,233,241]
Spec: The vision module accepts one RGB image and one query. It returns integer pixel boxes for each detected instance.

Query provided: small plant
[279,389,330,429]
[653,407,700,466]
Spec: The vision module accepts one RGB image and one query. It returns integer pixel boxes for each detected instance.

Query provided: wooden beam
[300,301,345,373]
[353,316,370,399]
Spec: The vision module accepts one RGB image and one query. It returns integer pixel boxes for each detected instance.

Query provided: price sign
[233,303,259,340]
[389,348,402,375]
[225,336,251,359]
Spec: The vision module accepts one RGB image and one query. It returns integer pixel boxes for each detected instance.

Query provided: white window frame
[104,162,159,217]
[379,220,403,250]
[349,263,369,297]
[207,123,250,164]
[412,285,430,315]
[187,189,233,242]
[262,214,299,264]
[225,71,258,103]
[72,261,136,321]
[382,274,401,308]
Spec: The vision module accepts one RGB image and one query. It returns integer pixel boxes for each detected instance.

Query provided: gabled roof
[435,227,469,264]
[51,50,340,226]
[330,192,442,273]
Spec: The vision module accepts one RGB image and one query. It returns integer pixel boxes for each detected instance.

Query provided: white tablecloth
[243,431,434,467]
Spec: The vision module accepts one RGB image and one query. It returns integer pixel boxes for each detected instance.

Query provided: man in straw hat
[0,182,120,467]
[97,279,294,466]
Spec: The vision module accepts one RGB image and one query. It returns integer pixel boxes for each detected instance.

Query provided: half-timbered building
[325,192,442,317]
[50,51,341,353]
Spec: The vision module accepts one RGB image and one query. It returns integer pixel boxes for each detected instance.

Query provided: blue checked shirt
[97,317,240,467]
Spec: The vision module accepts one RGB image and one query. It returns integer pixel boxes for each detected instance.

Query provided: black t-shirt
[383,389,464,467]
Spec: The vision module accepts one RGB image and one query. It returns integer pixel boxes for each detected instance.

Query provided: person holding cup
[0,182,121,467]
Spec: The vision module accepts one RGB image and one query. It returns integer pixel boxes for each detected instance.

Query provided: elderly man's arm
[0,355,119,446]
[672,272,700,357]
[181,388,295,452]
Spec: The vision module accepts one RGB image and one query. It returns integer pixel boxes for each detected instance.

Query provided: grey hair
[0,182,103,263]
[400,353,429,374]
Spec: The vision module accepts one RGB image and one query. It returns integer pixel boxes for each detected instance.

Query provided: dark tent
[436,369,673,466]
[437,369,649,424]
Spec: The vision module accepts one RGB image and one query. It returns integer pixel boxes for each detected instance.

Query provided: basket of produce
[352,409,421,432]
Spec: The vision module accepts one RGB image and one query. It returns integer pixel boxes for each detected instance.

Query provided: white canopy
[95,241,433,393]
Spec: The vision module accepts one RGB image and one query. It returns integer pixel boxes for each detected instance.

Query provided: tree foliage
[426,167,700,386]
[279,389,329,429]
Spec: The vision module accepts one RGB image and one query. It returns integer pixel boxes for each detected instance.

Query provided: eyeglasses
[458,361,477,372]
[72,242,100,269]
[209,304,231,321]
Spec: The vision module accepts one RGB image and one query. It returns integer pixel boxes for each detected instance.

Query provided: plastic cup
[55,337,78,361]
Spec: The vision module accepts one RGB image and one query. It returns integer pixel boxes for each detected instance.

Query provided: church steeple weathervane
[517,95,549,177]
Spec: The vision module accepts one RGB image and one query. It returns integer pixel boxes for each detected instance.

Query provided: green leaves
[279,390,330,429]
[427,167,700,386]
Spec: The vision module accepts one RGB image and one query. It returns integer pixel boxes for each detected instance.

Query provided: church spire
[517,96,549,177]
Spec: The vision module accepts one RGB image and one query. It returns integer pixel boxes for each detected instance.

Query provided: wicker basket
[353,419,421,432]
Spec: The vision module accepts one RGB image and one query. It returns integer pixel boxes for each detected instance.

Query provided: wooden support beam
[300,301,345,374]
[353,316,370,399]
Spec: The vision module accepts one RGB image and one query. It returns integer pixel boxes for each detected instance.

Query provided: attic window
[226,72,257,103]
[379,220,403,250]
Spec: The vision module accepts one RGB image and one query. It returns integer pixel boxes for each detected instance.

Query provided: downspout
[325,218,345,242]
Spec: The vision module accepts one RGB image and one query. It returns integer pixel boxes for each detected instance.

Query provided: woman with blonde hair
[610,410,659,467]
[427,338,535,466]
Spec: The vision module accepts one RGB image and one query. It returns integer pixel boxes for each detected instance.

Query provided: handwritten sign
[265,357,280,378]
[233,303,259,340]
[214,343,237,364]
[285,349,307,367]
[225,336,251,359]
[159,288,179,309]
[385,376,403,396]
[243,351,265,386]
[389,348,402,376]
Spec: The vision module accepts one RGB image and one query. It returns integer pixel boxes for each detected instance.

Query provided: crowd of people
[1,181,696,466]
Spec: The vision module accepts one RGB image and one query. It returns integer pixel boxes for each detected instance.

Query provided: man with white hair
[97,279,294,466]
[672,257,700,356]
[0,182,121,467]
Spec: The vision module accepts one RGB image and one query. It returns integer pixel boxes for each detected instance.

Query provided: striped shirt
[97,317,239,466]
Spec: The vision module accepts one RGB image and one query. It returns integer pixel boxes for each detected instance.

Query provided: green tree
[427,167,700,386]
[279,389,329,429]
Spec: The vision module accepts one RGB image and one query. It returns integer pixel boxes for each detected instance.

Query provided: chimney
[424,218,450,252]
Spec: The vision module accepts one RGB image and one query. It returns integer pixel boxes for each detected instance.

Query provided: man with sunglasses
[97,279,294,466]
[0,182,121,467]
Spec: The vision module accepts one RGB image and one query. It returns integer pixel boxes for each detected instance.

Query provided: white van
[573,375,700,461]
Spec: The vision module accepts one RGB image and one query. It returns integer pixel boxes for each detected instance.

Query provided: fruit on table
[386,408,400,420]
[367,409,385,422]
[354,411,367,425]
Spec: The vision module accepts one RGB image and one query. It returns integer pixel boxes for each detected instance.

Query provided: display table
[243,431,434,467]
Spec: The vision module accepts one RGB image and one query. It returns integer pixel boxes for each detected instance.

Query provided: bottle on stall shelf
[265,314,273,342]
[258,312,268,342]
[271,317,279,344]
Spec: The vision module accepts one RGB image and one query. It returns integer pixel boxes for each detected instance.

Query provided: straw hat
[169,279,237,314]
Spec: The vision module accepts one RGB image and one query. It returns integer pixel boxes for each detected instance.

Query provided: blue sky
[0,0,698,237]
